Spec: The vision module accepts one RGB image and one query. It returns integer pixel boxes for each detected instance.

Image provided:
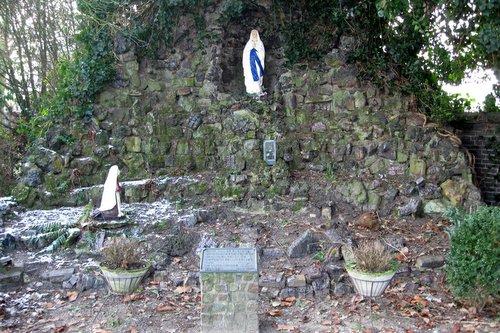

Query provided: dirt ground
[0,196,498,333]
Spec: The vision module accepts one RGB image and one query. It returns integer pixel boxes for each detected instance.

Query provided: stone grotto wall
[13,0,483,214]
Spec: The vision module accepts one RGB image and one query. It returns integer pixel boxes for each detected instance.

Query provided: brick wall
[452,113,500,206]
[200,272,259,333]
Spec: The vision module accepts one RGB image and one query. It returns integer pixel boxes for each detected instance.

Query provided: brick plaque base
[201,272,259,333]
[200,248,259,333]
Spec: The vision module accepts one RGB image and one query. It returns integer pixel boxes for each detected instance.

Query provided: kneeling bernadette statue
[93,165,124,220]
[242,29,265,95]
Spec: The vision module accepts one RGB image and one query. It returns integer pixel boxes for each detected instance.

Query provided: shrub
[446,207,500,309]
[0,128,22,195]
[353,240,395,273]
[102,238,143,270]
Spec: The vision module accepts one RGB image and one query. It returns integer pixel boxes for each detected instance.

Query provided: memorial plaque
[263,140,276,166]
[200,248,258,273]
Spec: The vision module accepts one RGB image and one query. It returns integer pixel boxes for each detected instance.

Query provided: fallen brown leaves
[173,257,182,264]
[123,294,145,302]
[275,323,298,331]
[93,329,113,333]
[55,325,68,332]
[281,296,296,307]
[157,305,176,312]
[396,246,410,262]
[267,309,282,317]
[174,286,192,294]
[65,291,79,302]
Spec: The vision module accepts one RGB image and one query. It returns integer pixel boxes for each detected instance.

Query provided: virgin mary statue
[242,30,265,95]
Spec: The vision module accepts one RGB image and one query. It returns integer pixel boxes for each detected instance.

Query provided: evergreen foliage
[0,128,22,195]
[446,207,500,309]
[18,6,115,142]
[25,201,93,254]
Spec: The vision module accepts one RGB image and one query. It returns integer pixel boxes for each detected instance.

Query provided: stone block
[311,273,330,291]
[409,154,426,176]
[333,282,352,297]
[41,268,75,283]
[125,136,142,153]
[321,206,332,220]
[353,91,366,108]
[184,271,200,286]
[415,255,445,269]
[287,230,315,258]
[305,95,333,104]
[287,275,306,288]
[304,266,322,282]
[1,234,16,250]
[180,214,197,227]
[146,80,163,92]
[424,200,449,214]
[261,248,285,257]
[323,263,344,282]
[399,198,422,217]
[0,267,24,287]
[279,287,299,298]
[259,272,285,289]
[341,245,355,264]
[440,179,467,207]
[0,256,12,266]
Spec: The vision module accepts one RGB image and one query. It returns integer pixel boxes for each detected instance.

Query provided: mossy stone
[122,153,145,178]
[332,89,350,108]
[353,91,366,108]
[367,191,381,209]
[12,184,36,207]
[178,95,196,113]
[176,140,190,155]
[124,186,147,203]
[424,200,450,214]
[173,77,195,88]
[338,179,367,204]
[98,90,131,108]
[125,136,142,153]
[324,56,343,69]
[305,95,333,104]
[440,179,467,207]
[146,80,163,92]
[409,154,426,176]
[52,156,64,174]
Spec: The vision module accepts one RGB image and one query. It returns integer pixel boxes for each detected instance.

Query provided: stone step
[0,267,24,287]
[60,175,202,207]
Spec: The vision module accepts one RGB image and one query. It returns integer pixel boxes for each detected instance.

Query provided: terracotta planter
[99,263,151,294]
[346,264,395,297]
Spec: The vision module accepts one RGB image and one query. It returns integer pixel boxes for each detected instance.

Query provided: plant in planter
[345,240,398,297]
[99,237,151,294]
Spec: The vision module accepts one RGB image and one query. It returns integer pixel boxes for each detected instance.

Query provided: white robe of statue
[242,30,265,95]
[98,165,123,217]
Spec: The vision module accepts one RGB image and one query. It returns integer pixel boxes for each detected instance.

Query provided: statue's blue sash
[250,48,264,81]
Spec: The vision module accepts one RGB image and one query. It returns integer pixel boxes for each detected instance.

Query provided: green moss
[175,154,194,170]
[172,77,195,88]
[12,184,33,204]
[188,182,209,195]
[214,177,246,200]
[291,202,304,212]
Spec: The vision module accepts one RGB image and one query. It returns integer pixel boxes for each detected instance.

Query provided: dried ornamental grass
[101,238,142,270]
[353,240,394,273]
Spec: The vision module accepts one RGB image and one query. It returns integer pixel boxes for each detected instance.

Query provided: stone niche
[219,2,283,96]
